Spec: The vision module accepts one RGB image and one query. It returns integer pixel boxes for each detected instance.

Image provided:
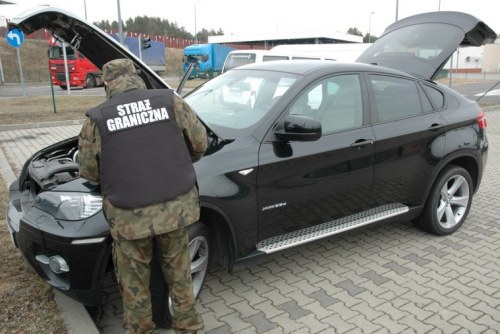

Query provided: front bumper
[54,72,84,88]
[16,216,111,305]
[7,182,112,306]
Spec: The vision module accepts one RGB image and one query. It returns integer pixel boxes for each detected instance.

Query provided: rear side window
[370,75,422,122]
[422,84,445,110]
[223,53,257,71]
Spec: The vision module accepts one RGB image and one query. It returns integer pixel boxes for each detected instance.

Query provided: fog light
[49,255,69,274]
[36,255,69,274]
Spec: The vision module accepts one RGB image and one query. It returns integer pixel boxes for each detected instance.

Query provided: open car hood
[356,11,497,81]
[8,6,169,90]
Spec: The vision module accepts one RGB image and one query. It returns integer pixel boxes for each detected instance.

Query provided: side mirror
[275,115,322,142]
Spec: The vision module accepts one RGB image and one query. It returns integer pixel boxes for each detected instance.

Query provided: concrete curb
[483,105,500,112]
[0,146,16,186]
[0,119,85,131]
[54,291,100,334]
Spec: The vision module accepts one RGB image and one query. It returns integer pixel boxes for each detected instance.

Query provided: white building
[208,30,362,49]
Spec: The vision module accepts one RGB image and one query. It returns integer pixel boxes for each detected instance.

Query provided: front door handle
[350,139,374,149]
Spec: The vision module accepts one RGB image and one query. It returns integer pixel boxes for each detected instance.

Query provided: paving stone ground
[1,110,499,333]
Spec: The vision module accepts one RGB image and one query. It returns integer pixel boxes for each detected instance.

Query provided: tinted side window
[263,55,289,61]
[418,84,434,113]
[422,84,445,110]
[289,74,363,134]
[370,75,422,122]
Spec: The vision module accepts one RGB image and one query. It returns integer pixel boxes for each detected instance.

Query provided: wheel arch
[423,152,481,205]
[199,204,238,271]
[86,236,114,307]
[445,155,480,191]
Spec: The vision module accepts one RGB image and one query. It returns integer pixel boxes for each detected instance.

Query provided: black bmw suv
[5,7,495,327]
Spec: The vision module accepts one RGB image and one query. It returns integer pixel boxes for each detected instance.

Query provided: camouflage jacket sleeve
[78,117,101,182]
[173,92,208,162]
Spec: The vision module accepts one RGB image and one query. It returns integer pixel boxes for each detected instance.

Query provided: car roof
[232,59,411,78]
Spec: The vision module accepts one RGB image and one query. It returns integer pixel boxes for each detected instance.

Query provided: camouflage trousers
[112,227,203,334]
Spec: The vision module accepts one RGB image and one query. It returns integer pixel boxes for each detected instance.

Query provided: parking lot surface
[1,110,499,333]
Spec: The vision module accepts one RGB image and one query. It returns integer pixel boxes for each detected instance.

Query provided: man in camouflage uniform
[78,59,206,334]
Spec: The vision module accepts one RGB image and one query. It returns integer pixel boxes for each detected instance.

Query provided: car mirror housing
[275,115,322,142]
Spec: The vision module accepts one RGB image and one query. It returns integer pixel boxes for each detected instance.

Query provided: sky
[1,0,499,39]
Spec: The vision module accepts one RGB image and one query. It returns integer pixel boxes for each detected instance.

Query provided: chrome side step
[256,203,409,254]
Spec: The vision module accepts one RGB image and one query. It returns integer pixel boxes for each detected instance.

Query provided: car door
[256,73,375,241]
[368,73,448,206]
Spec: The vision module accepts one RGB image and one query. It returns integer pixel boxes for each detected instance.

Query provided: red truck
[48,39,103,89]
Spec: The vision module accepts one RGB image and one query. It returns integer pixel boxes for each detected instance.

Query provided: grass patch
[0,96,105,125]
[0,182,67,334]
[0,79,205,126]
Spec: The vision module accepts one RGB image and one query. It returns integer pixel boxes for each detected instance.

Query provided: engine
[20,144,81,212]
[28,146,80,190]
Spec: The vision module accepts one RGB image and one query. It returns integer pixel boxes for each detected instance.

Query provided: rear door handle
[428,123,444,132]
[350,139,374,149]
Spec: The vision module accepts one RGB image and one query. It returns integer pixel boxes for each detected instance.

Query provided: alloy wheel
[436,174,470,229]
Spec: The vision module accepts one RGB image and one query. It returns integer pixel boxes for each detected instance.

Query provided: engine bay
[28,145,80,191]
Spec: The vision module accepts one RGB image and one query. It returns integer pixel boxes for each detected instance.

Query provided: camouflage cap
[102,59,137,81]
[103,59,146,99]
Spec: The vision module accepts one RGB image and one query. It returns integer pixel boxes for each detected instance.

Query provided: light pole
[117,0,124,45]
[395,0,399,21]
[0,2,16,85]
[368,12,374,43]
[194,0,199,43]
[0,16,5,85]
[83,0,88,20]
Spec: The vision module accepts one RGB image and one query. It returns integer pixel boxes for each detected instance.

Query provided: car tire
[415,165,473,236]
[151,222,210,328]
[60,85,67,90]
[85,74,96,88]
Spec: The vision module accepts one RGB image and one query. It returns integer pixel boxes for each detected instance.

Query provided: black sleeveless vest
[86,89,196,209]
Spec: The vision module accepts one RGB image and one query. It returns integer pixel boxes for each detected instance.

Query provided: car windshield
[186,69,299,138]
[184,54,207,63]
[48,45,77,59]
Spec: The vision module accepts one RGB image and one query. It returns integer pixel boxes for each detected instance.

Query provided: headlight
[34,192,102,221]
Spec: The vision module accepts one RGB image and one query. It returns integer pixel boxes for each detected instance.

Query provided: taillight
[477,110,487,129]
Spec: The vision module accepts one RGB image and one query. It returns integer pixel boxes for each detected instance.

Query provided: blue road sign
[6,28,25,48]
